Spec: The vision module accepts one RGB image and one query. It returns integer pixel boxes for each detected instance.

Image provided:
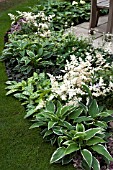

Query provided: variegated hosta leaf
[86,136,105,146]
[46,101,55,112]
[50,147,66,164]
[76,123,85,132]
[65,143,79,155]
[29,122,46,129]
[91,144,113,161]
[84,128,102,140]
[92,156,100,170]
[81,149,92,168]
[48,121,57,130]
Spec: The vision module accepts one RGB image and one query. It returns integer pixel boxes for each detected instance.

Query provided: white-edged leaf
[85,128,102,140]
[29,122,46,129]
[46,101,55,112]
[81,149,92,168]
[76,123,85,132]
[48,121,57,130]
[86,136,105,146]
[92,156,100,170]
[91,144,113,161]
[65,143,79,155]
[69,108,83,119]
[50,147,66,163]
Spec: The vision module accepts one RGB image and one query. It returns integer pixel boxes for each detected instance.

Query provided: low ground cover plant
[0,0,113,169]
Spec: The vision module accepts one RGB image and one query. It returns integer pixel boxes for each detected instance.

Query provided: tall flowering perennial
[48,52,113,106]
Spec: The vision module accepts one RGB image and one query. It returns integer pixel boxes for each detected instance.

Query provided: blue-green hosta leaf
[65,143,79,155]
[48,121,57,130]
[92,156,100,170]
[29,122,46,129]
[76,123,85,132]
[81,149,92,168]
[69,108,83,119]
[91,144,113,161]
[74,116,93,123]
[85,128,102,140]
[88,99,99,118]
[86,136,105,146]
[50,147,66,164]
[46,101,55,113]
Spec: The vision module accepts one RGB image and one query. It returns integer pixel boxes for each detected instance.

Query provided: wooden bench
[89,0,113,33]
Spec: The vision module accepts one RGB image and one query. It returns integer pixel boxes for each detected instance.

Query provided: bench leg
[89,0,98,34]
[106,0,113,33]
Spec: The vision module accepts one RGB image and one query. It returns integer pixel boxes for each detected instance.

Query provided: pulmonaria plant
[48,52,113,106]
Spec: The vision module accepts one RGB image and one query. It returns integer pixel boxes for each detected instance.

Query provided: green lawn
[0,0,75,169]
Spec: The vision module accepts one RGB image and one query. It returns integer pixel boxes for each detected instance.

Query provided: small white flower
[72,1,78,5]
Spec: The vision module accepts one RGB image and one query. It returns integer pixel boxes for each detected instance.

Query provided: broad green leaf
[86,136,105,146]
[65,143,79,155]
[48,121,57,130]
[91,144,113,161]
[81,149,92,168]
[85,128,102,140]
[46,101,55,112]
[92,156,100,170]
[69,108,83,119]
[29,122,46,129]
[88,99,99,118]
[76,123,85,132]
[50,147,66,164]
[74,116,93,123]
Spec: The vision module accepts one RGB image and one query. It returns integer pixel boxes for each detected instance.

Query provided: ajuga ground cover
[0,0,113,170]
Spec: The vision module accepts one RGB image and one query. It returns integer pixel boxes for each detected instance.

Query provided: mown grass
[0,0,75,170]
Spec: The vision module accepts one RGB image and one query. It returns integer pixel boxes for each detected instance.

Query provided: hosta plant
[5,72,51,118]
[30,96,113,169]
